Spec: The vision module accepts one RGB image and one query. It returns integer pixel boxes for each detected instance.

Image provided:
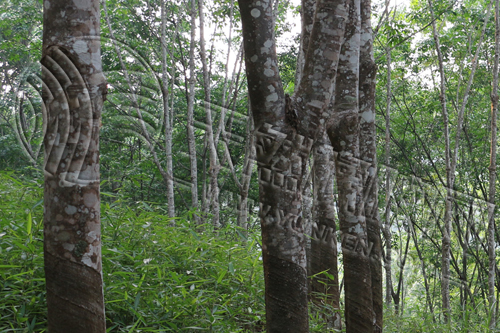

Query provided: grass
[0,171,265,332]
[0,170,497,332]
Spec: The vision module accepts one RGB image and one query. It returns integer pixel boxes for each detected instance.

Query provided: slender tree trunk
[393,223,410,316]
[426,1,451,316]
[301,0,341,327]
[187,0,199,218]
[359,0,382,328]
[428,0,493,320]
[310,133,341,328]
[295,0,316,85]
[199,0,221,227]
[237,109,256,229]
[383,44,393,308]
[161,0,175,219]
[410,215,435,319]
[42,0,106,331]
[215,0,235,147]
[328,0,375,330]
[488,0,499,327]
[462,213,470,306]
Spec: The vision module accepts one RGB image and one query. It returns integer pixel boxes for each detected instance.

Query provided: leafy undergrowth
[0,171,496,332]
[383,302,495,333]
[0,172,265,332]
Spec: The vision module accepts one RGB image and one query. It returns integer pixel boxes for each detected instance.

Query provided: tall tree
[383,28,393,308]
[488,0,499,328]
[42,0,106,331]
[238,0,349,329]
[187,0,199,219]
[328,0,376,329]
[199,0,221,227]
[359,0,382,327]
[161,0,176,219]
[310,134,341,328]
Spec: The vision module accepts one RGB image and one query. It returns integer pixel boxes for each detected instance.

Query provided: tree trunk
[383,43,393,308]
[310,133,341,328]
[199,0,221,227]
[427,0,451,319]
[42,0,106,331]
[359,0,382,328]
[488,0,499,327]
[238,0,348,329]
[187,0,199,219]
[237,108,256,229]
[327,0,375,330]
[161,0,175,219]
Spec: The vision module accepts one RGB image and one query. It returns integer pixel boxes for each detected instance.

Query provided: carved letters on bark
[308,150,380,262]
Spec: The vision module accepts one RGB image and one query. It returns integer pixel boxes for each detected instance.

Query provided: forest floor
[0,171,495,332]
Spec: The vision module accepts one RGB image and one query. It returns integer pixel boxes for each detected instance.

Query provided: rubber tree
[42,0,106,331]
[327,0,376,329]
[359,0,383,327]
[240,0,382,330]
[310,134,341,328]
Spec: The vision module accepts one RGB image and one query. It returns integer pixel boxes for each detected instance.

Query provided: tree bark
[238,0,348,329]
[359,0,382,328]
[488,0,499,327]
[310,133,341,328]
[383,40,393,308]
[42,0,106,331]
[327,0,375,330]
[187,0,199,219]
[301,0,341,327]
[237,107,256,229]
[161,0,175,219]
[199,0,221,227]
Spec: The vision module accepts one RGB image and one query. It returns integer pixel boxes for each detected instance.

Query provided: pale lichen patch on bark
[65,205,77,215]
[360,110,374,123]
[251,8,261,17]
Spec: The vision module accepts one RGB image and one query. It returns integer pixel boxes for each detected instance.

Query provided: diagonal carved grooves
[42,46,96,186]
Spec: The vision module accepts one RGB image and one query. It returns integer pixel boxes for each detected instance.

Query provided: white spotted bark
[383,38,393,309]
[327,0,376,330]
[359,0,382,328]
[310,133,341,328]
[238,0,348,329]
[42,0,106,331]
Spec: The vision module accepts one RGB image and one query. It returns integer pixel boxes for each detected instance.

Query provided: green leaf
[26,212,32,235]
[217,270,227,284]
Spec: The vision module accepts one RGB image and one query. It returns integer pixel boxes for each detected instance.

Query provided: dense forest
[1,0,500,331]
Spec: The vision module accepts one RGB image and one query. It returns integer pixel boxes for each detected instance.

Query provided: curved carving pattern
[42,46,97,187]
